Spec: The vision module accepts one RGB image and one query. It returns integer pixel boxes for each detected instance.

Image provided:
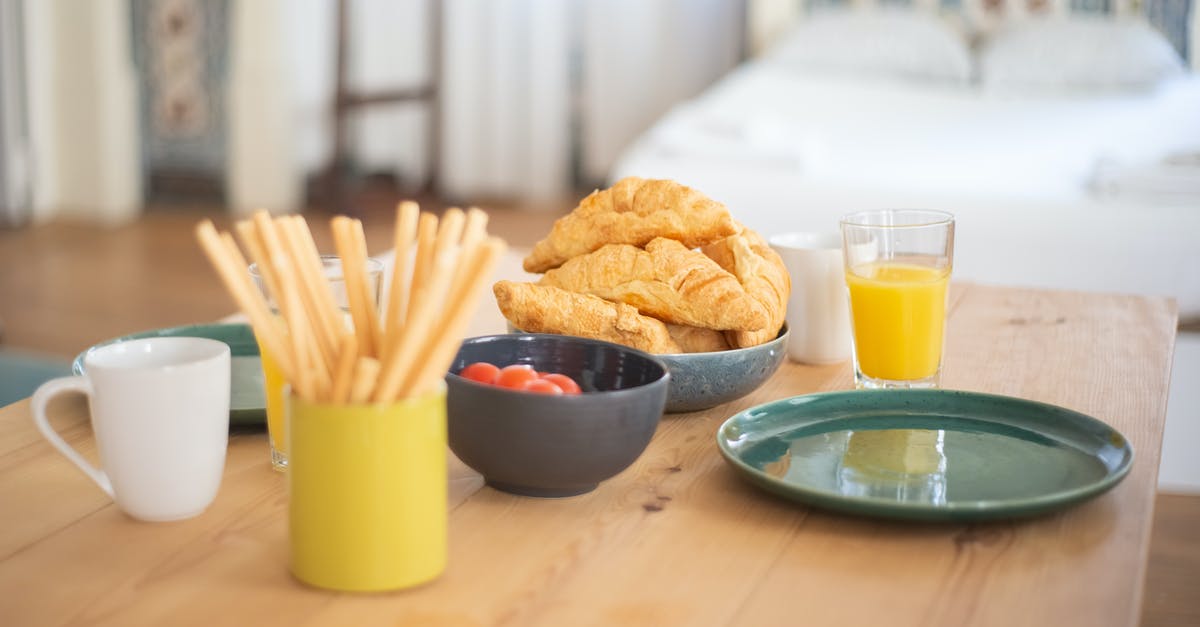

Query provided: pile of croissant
[493,177,790,354]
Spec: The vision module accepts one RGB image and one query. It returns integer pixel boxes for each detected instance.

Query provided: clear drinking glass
[840,210,955,389]
[249,255,384,471]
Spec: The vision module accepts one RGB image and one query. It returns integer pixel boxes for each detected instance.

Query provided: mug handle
[30,376,114,497]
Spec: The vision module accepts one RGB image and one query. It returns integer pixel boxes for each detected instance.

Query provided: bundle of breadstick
[195,204,506,404]
[494,176,789,354]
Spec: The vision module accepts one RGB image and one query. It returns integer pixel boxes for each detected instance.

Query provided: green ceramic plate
[73,323,265,427]
[717,390,1133,522]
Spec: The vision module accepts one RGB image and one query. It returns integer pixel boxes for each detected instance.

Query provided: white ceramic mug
[769,232,853,364]
[31,337,231,522]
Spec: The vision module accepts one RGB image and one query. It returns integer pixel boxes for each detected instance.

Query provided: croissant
[666,324,731,353]
[701,228,790,348]
[493,280,683,354]
[523,177,739,273]
[540,237,768,332]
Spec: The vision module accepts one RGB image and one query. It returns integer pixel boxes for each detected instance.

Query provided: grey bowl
[660,324,788,413]
[446,334,670,497]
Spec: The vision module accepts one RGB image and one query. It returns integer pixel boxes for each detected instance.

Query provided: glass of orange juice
[840,210,955,389]
[249,255,384,471]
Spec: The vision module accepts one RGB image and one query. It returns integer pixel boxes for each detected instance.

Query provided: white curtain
[24,0,142,224]
[439,0,744,200]
[439,0,573,202]
[580,0,745,185]
[228,0,302,215]
[0,0,30,225]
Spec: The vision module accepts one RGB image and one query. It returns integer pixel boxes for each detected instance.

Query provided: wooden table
[0,251,1178,627]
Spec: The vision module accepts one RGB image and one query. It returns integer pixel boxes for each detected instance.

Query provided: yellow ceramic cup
[287,385,447,592]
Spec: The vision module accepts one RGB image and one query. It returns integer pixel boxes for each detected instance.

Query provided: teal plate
[73,323,265,427]
[717,390,1133,522]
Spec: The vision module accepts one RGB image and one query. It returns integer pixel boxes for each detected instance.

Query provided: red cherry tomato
[495,364,538,389]
[460,361,500,385]
[522,379,564,395]
[539,373,581,395]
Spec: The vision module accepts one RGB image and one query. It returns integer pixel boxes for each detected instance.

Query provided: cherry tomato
[495,364,539,389]
[522,379,564,395]
[539,373,581,395]
[460,361,500,385]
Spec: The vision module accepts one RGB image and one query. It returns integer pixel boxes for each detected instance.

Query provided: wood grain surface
[0,251,1177,627]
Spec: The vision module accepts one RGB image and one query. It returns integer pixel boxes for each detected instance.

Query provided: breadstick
[384,201,419,342]
[425,210,465,294]
[239,217,325,398]
[378,209,438,370]
[349,218,383,356]
[432,208,465,266]
[406,212,439,327]
[251,211,289,279]
[234,219,282,313]
[408,237,507,398]
[460,208,489,253]
[248,214,308,357]
[234,219,323,383]
[399,236,484,399]
[302,312,331,402]
[331,216,376,358]
[348,357,381,405]
[330,332,358,403]
[277,217,340,375]
[412,207,464,323]
[239,230,319,401]
[450,208,489,294]
[287,215,347,331]
[195,221,296,382]
[372,239,458,402]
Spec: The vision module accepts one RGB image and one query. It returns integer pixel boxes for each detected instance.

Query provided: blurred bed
[610,2,1200,320]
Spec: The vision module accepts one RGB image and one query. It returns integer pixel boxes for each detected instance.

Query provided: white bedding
[611,62,1200,317]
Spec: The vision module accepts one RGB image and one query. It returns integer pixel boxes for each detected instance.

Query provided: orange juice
[845,262,949,381]
[258,343,287,468]
[257,312,352,470]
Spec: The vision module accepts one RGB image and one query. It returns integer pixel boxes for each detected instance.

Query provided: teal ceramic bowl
[509,324,788,413]
[73,323,264,426]
[660,324,788,413]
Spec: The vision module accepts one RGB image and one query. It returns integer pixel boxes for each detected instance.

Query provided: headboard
[747,0,1199,69]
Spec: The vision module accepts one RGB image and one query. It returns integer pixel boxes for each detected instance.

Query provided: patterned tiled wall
[130,0,230,197]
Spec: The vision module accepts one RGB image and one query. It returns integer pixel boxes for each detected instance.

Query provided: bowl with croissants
[494,177,790,412]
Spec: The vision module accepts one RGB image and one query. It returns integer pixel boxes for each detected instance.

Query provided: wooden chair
[315,0,441,215]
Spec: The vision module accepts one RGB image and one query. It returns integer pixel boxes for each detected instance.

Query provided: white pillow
[765,9,973,85]
[980,17,1185,94]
